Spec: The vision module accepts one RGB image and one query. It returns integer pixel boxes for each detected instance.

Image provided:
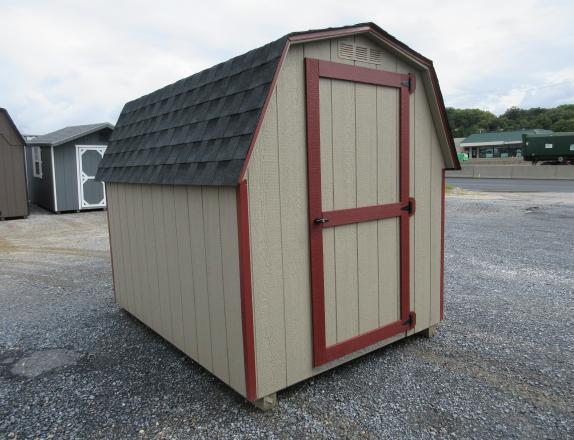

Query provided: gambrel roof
[96,23,459,186]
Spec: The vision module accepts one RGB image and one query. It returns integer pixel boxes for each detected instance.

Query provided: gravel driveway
[1,194,573,439]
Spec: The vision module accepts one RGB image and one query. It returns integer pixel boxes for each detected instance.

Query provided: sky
[1,0,573,134]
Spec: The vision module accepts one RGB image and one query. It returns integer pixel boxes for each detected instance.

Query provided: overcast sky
[1,0,573,133]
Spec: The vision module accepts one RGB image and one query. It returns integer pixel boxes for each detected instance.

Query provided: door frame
[75,145,107,209]
[305,58,416,367]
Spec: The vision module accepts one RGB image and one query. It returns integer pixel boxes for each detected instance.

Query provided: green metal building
[460,129,552,159]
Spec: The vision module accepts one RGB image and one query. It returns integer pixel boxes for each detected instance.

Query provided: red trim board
[236,180,257,401]
[305,58,415,367]
[440,169,446,320]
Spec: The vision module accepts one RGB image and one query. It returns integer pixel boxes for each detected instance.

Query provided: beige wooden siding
[246,34,446,398]
[0,115,28,219]
[106,183,246,396]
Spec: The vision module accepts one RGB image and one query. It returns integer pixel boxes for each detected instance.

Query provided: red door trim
[305,58,415,367]
[236,180,257,401]
[318,59,410,89]
[305,58,328,360]
[319,202,405,228]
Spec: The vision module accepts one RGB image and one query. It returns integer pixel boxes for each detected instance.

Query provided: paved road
[447,177,574,193]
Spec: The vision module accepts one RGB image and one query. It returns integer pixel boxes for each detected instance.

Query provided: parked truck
[522,132,574,164]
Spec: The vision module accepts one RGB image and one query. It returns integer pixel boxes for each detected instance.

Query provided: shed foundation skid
[99,22,459,407]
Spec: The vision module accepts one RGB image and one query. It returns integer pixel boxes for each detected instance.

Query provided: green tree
[447,104,574,136]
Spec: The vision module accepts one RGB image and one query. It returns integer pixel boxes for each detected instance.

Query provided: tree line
[446,105,574,138]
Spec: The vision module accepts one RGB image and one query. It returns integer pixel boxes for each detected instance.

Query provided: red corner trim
[306,58,414,367]
[104,185,116,301]
[238,41,290,183]
[440,169,446,320]
[236,180,257,401]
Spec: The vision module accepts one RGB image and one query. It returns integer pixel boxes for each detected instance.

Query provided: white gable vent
[338,40,383,65]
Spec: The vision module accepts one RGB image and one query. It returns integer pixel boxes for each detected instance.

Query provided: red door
[305,58,416,367]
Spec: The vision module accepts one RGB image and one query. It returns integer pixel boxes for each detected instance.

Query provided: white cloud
[0,0,573,132]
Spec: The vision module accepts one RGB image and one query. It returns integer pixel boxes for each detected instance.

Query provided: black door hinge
[401,74,416,94]
[404,311,416,328]
[401,198,416,216]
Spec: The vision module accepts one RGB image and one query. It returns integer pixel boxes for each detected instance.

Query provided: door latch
[401,198,416,216]
[314,217,329,224]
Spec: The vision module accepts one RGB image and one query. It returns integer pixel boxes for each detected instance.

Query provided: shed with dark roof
[98,22,460,409]
[0,108,29,220]
[26,123,113,212]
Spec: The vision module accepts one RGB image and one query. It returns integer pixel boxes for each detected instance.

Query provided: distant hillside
[446,105,574,138]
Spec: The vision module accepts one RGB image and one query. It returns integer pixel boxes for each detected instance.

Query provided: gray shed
[26,123,113,212]
[97,22,460,408]
[0,108,29,220]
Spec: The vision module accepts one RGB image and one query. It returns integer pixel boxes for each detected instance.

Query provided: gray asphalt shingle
[96,36,287,186]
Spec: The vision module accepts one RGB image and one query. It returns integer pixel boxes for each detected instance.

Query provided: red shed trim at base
[236,180,257,401]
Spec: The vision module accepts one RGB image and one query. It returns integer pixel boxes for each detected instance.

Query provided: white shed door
[76,145,107,209]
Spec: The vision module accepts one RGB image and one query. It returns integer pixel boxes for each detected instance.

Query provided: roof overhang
[28,122,115,147]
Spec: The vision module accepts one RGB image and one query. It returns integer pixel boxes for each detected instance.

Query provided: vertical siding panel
[151,185,172,340]
[332,77,359,342]
[187,187,213,370]
[107,185,125,308]
[127,185,146,321]
[14,148,28,215]
[125,185,144,320]
[248,93,287,397]
[174,186,198,357]
[319,78,337,346]
[305,40,336,348]
[4,147,16,216]
[132,185,150,325]
[162,185,186,351]
[118,184,137,315]
[377,87,400,325]
[413,72,432,332]
[218,188,245,394]
[142,185,162,332]
[430,132,444,325]
[202,187,229,382]
[355,83,379,333]
[277,44,313,385]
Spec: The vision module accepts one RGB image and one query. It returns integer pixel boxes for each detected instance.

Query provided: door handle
[314,217,329,224]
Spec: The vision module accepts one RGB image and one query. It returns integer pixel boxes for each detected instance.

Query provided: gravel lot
[1,193,573,439]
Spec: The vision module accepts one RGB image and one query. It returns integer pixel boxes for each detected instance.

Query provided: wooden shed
[97,22,460,408]
[0,108,29,220]
[25,123,113,213]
